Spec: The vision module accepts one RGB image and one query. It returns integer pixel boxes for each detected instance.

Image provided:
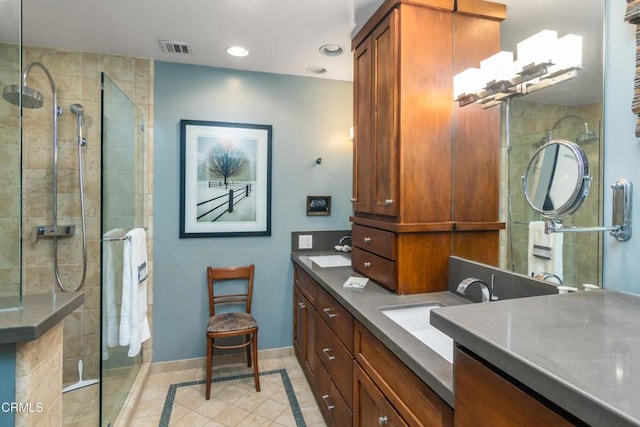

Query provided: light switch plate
[298,234,313,249]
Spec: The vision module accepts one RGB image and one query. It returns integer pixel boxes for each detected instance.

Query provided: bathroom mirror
[498,0,604,287]
[523,139,591,219]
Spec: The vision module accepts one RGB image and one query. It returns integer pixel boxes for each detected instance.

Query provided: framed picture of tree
[179,120,272,237]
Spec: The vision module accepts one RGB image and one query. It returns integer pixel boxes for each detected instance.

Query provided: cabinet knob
[298,302,306,309]
[384,199,394,205]
[322,348,336,361]
[378,416,389,425]
[350,198,356,202]
[364,262,371,268]
[363,237,372,243]
[322,395,335,411]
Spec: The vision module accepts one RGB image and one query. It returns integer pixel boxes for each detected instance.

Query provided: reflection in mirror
[523,139,590,219]
[0,0,22,309]
[497,0,604,288]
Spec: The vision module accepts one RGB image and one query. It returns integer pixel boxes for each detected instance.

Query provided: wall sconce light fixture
[454,30,583,109]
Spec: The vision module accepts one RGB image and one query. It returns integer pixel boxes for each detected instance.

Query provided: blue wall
[603,0,640,293]
[153,62,353,362]
[0,344,15,427]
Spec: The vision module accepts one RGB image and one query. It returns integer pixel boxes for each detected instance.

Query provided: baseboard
[150,346,294,374]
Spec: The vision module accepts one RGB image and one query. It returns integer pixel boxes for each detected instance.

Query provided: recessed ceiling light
[226,46,250,57]
[306,66,327,74]
[319,44,345,57]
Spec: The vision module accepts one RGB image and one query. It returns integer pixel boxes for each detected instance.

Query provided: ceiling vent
[159,40,193,55]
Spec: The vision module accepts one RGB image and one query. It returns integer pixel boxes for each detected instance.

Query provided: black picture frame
[179,120,272,238]
[306,196,332,216]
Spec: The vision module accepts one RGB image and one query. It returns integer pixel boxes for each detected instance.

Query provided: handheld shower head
[70,103,84,116]
[2,84,44,108]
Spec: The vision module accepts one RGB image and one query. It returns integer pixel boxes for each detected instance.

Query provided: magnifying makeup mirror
[522,139,591,219]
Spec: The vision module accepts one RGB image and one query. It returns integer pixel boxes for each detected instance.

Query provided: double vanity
[292,252,640,427]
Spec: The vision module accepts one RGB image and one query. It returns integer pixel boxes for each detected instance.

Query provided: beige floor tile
[195,398,229,419]
[273,407,297,427]
[254,398,289,421]
[214,404,250,425]
[133,398,166,418]
[129,415,162,427]
[135,356,325,427]
[169,410,210,427]
[237,412,273,427]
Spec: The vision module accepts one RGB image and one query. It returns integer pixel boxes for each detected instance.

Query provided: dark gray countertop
[431,290,640,427]
[292,251,469,407]
[0,292,84,344]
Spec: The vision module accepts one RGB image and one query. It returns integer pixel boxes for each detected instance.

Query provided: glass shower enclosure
[100,72,146,426]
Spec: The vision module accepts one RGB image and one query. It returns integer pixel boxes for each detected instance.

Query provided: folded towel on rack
[527,221,563,281]
[119,228,151,357]
[102,228,126,360]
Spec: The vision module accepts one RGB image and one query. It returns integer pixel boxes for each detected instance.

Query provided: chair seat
[207,312,258,333]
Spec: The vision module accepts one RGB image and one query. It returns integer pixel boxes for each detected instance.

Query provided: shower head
[576,129,598,145]
[70,103,84,116]
[549,114,599,145]
[2,84,44,109]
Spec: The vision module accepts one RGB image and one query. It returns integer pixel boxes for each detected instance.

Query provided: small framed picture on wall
[306,196,331,216]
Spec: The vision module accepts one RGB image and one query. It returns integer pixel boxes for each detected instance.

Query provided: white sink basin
[381,303,453,364]
[308,255,351,268]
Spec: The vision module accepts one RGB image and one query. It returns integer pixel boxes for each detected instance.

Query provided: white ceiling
[12,0,603,103]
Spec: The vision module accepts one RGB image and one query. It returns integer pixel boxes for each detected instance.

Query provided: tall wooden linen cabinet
[351,0,506,294]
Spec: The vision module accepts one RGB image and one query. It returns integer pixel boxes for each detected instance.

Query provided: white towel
[102,228,126,360]
[528,221,563,281]
[119,228,151,357]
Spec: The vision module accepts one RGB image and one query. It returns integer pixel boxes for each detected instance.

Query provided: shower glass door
[100,73,146,426]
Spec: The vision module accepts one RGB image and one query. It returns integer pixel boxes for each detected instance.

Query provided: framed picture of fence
[179,120,272,238]
[306,196,331,216]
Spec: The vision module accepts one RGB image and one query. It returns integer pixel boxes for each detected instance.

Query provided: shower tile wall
[0,43,21,302]
[499,99,603,286]
[16,46,154,384]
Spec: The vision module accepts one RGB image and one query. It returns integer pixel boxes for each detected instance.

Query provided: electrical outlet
[298,234,313,249]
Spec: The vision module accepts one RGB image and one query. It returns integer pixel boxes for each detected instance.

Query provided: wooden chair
[205,264,260,400]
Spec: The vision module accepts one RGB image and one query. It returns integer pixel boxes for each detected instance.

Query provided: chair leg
[205,336,213,400]
[245,334,252,367]
[253,332,260,392]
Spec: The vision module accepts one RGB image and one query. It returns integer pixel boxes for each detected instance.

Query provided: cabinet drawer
[294,264,317,305]
[352,224,397,260]
[354,321,453,427]
[316,285,354,353]
[316,359,353,427]
[351,247,396,292]
[316,311,353,408]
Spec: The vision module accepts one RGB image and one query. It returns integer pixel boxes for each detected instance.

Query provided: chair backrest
[207,265,255,317]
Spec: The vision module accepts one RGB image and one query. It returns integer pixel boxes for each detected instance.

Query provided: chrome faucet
[534,272,563,285]
[338,235,352,245]
[457,277,497,303]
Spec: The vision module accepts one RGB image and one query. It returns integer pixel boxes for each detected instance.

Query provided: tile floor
[131,354,327,426]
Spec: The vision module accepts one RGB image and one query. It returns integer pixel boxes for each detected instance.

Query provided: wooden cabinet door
[293,286,315,382]
[371,9,399,217]
[454,347,578,427]
[353,363,408,427]
[353,36,374,214]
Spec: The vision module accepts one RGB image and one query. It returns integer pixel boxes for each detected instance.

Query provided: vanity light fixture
[226,46,250,57]
[454,30,583,109]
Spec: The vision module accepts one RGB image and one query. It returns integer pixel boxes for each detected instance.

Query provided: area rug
[159,369,306,426]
